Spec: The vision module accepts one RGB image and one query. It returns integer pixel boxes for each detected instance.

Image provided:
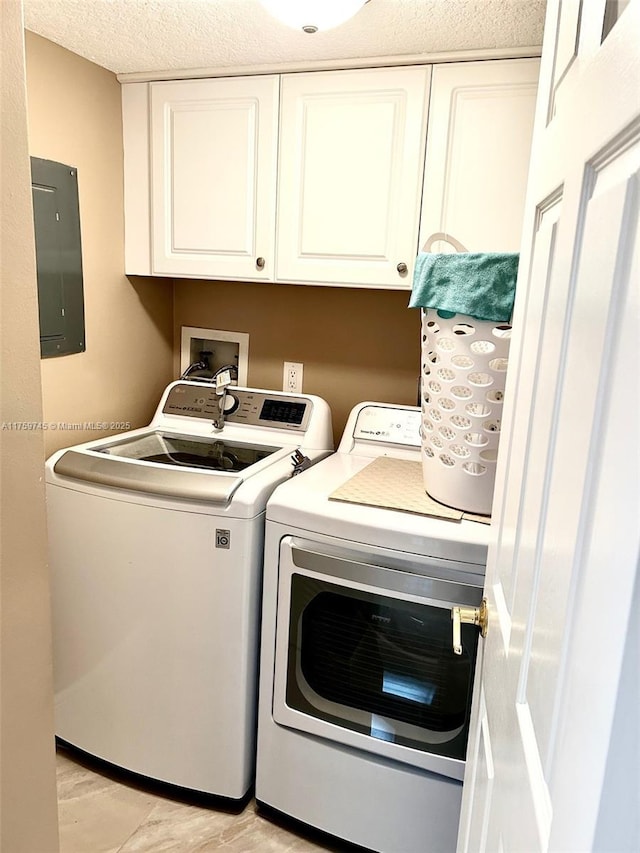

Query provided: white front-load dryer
[256,402,491,851]
[46,381,333,800]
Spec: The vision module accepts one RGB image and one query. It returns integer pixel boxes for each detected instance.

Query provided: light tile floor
[56,746,358,853]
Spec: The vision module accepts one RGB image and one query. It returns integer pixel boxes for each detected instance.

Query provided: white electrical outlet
[283,361,303,393]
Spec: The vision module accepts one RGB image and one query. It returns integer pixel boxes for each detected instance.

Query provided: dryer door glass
[286,574,479,760]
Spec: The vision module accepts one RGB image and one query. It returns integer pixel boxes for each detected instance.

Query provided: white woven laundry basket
[419,308,512,515]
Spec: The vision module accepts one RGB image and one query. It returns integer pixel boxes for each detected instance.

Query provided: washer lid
[54,449,244,504]
[92,430,281,473]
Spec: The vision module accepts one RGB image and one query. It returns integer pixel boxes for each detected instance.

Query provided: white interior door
[459,2,640,851]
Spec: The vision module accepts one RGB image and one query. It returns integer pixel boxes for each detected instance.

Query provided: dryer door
[272,537,482,780]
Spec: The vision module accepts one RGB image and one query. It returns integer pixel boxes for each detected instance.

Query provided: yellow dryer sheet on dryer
[329,457,490,525]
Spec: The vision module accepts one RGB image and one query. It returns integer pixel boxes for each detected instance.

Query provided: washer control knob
[222,392,239,414]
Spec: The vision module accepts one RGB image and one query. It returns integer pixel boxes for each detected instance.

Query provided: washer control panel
[352,404,421,447]
[162,384,311,431]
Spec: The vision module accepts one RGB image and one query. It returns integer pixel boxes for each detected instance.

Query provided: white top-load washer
[45,381,332,800]
[256,401,491,852]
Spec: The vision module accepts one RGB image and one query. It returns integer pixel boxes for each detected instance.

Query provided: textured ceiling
[23,0,546,76]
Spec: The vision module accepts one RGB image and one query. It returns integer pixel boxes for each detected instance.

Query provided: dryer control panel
[162,384,312,431]
[351,404,421,447]
[336,403,422,456]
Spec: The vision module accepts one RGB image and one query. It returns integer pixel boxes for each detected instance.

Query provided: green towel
[408,252,519,322]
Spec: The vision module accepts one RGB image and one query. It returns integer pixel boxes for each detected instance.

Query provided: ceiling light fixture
[260,0,369,34]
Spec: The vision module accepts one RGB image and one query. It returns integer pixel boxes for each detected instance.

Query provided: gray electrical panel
[31,157,86,358]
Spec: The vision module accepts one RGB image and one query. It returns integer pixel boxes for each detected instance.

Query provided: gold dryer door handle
[451,598,488,655]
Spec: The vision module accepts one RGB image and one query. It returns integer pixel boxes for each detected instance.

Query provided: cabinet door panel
[151,76,278,279]
[171,107,252,252]
[277,67,431,289]
[419,59,539,254]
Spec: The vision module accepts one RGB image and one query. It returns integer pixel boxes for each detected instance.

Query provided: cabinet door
[150,76,278,279]
[276,67,431,289]
[419,59,539,254]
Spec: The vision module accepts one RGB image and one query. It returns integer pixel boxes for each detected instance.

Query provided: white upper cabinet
[122,59,539,285]
[419,59,539,254]
[275,67,431,288]
[148,75,279,280]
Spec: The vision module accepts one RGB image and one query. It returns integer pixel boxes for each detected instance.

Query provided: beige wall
[173,280,422,446]
[25,32,174,456]
[0,4,59,851]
